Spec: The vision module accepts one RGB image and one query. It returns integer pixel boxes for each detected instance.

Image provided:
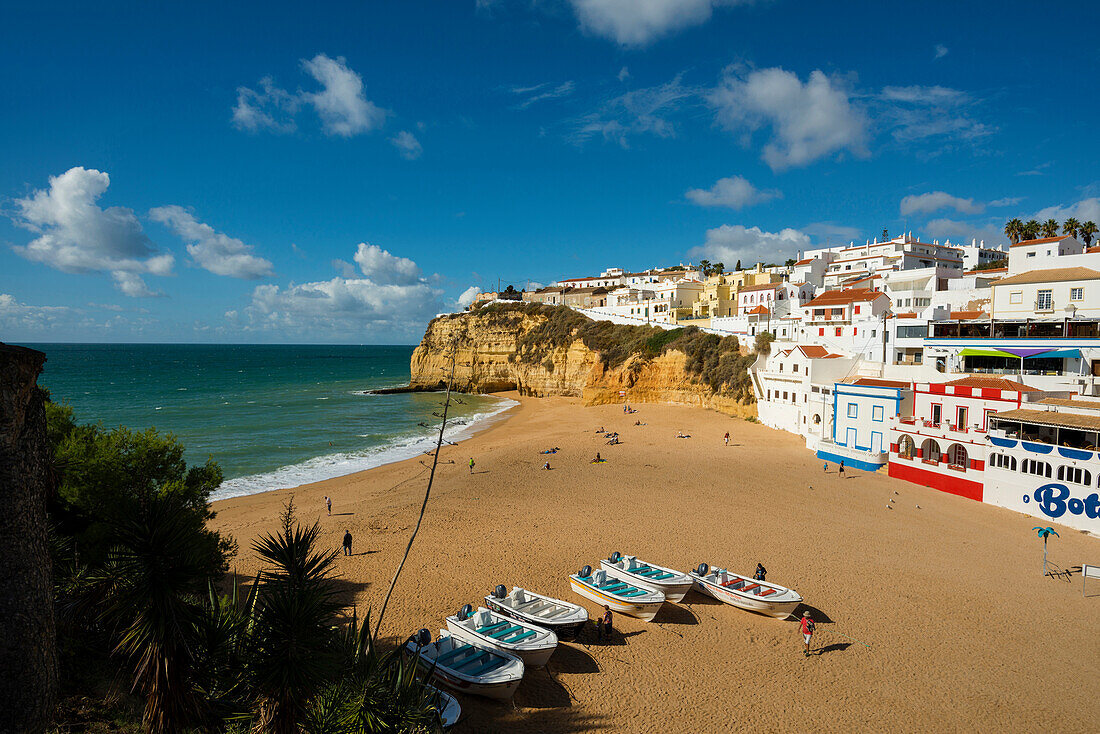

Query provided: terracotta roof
[895,312,919,319]
[804,288,887,307]
[746,305,771,315]
[991,409,1100,431]
[1088,245,1100,254]
[738,282,782,293]
[1038,397,1100,409]
[949,310,986,320]
[794,258,815,266]
[991,267,1100,286]
[944,376,1043,392]
[844,378,911,389]
[1010,235,1070,248]
[964,267,1008,275]
[795,345,841,359]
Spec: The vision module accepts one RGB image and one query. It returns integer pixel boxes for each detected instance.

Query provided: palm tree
[1080,221,1098,246]
[1041,219,1060,238]
[1063,217,1081,239]
[1004,218,1024,245]
[698,259,711,277]
[1022,219,1041,241]
[1033,526,1059,576]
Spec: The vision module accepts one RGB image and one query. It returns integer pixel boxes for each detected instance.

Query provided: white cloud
[10,167,174,297]
[618,66,630,82]
[924,218,1006,246]
[513,81,575,109]
[232,76,299,133]
[301,54,388,137]
[933,44,949,59]
[877,85,991,145]
[803,221,862,244]
[149,205,274,279]
[709,67,869,171]
[112,271,163,298]
[569,74,696,147]
[989,196,1024,208]
[457,285,480,308]
[1032,197,1100,225]
[332,259,358,278]
[352,243,423,285]
[688,224,811,266]
[569,0,746,46]
[685,175,781,210]
[0,293,71,330]
[900,191,984,216]
[390,130,423,159]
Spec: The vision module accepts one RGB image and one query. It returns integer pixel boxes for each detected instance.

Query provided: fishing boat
[484,585,589,640]
[404,629,524,700]
[689,563,802,619]
[446,604,558,667]
[600,552,694,602]
[569,565,665,621]
[425,685,461,729]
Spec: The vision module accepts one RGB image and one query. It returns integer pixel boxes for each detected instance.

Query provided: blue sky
[2,0,1098,344]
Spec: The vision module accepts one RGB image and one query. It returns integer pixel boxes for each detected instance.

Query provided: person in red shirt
[800,611,815,656]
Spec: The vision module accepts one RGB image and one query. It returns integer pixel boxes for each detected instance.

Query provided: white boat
[425,685,461,729]
[446,604,558,668]
[689,563,802,619]
[404,629,524,700]
[600,552,694,602]
[484,585,589,640]
[569,565,665,621]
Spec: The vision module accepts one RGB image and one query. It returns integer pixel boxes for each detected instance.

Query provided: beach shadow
[587,628,644,647]
[814,642,852,656]
[346,550,379,557]
[471,470,491,475]
[652,603,699,625]
[514,668,573,709]
[793,603,834,623]
[683,589,724,606]
[547,642,599,675]
[331,512,355,516]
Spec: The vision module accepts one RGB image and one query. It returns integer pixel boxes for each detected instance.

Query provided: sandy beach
[211,393,1100,733]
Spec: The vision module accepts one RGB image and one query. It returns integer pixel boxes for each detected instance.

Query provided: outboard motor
[696,562,709,577]
[609,551,622,563]
[415,628,432,647]
[492,584,507,600]
[458,603,473,621]
[580,565,592,577]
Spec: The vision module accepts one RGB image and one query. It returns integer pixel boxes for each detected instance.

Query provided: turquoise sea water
[28,344,513,500]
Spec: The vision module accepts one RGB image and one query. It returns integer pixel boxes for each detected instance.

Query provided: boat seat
[514,599,540,611]
[739,583,759,593]
[475,621,509,635]
[436,644,474,665]
[487,625,524,640]
[758,588,777,597]
[466,655,509,677]
[546,606,572,619]
[454,651,492,672]
[600,582,629,593]
[507,629,538,644]
[621,589,647,597]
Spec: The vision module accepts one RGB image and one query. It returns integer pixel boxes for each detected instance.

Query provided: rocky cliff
[409,304,758,418]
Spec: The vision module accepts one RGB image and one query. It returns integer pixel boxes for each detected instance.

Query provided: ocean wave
[211,396,518,501]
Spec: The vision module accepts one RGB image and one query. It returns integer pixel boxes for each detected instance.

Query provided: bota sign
[1023,483,1100,520]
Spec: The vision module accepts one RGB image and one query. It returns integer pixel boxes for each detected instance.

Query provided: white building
[990,267,1100,320]
[818,378,913,471]
[752,344,857,448]
[1007,236,1091,275]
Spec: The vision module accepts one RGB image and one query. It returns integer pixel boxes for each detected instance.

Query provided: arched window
[947,444,968,469]
[812,414,821,424]
[921,438,941,463]
[1022,459,1051,478]
[1057,466,1092,485]
[898,435,915,459]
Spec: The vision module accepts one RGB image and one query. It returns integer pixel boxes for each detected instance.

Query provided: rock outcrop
[409,307,757,418]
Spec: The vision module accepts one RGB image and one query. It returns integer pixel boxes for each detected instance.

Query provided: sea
[28,344,515,501]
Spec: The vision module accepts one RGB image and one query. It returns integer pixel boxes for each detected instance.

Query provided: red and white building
[888,376,1046,501]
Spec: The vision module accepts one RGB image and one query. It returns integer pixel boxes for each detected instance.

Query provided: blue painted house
[816,378,913,471]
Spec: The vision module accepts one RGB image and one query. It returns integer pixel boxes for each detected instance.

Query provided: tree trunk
[0,344,58,732]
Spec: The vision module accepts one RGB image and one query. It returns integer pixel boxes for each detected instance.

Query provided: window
[819,328,825,336]
[956,407,968,430]
[854,305,861,314]
[847,403,858,418]
[783,392,788,400]
[1057,466,1092,485]
[836,327,843,336]
[898,435,915,459]
[991,453,1016,471]
[872,329,877,338]
[1027,252,1035,258]
[931,404,942,426]
[1071,287,1084,301]
[1009,291,1022,304]
[872,405,884,422]
[793,365,799,374]
[1022,459,1052,478]
[1037,290,1053,310]
[779,363,784,372]
[984,409,996,429]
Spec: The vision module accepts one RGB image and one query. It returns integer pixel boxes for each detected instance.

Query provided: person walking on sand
[823,461,828,473]
[724,432,730,446]
[839,460,845,477]
[800,611,815,656]
[468,457,475,474]
[601,605,613,640]
[325,496,331,516]
[342,530,353,556]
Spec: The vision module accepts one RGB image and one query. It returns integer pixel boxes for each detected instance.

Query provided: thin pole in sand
[374,339,460,640]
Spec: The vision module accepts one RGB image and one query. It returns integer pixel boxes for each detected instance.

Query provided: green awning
[959,348,1020,359]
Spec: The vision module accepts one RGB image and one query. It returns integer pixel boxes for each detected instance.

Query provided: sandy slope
[210,393,1100,733]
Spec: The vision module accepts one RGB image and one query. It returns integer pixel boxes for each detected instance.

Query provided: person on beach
[325,496,331,516]
[342,530,353,556]
[593,452,602,463]
[839,461,845,476]
[823,461,828,473]
[754,563,767,581]
[601,605,613,640]
[800,611,815,656]
[543,461,551,470]
[724,432,730,446]
[468,457,475,474]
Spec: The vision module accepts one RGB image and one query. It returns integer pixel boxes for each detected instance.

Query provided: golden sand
[211,394,1100,733]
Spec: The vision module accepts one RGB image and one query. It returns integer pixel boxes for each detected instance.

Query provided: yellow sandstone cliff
[409,306,758,419]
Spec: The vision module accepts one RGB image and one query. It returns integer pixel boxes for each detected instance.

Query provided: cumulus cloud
[300,54,388,137]
[10,166,174,297]
[149,206,274,279]
[688,224,811,266]
[900,191,984,216]
[685,175,781,210]
[989,196,1024,208]
[569,74,697,147]
[352,243,423,285]
[233,54,388,138]
[569,0,747,46]
[389,130,423,159]
[709,67,869,171]
[934,44,949,59]
[1032,197,1100,225]
[456,285,481,308]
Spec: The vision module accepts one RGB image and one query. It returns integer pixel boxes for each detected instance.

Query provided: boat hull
[426,686,461,729]
[484,595,587,640]
[445,619,557,668]
[599,560,693,602]
[690,574,801,619]
[404,636,524,701]
[568,577,664,621]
